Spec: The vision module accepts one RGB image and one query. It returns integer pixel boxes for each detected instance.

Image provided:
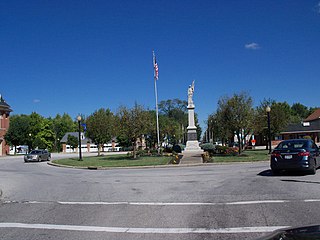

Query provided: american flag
[153,51,159,80]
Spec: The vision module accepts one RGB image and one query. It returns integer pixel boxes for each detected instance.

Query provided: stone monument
[184,81,203,152]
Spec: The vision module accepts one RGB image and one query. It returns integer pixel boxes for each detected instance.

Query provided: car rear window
[277,141,307,149]
[30,150,42,154]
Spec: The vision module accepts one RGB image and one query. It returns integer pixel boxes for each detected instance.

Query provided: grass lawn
[52,150,269,168]
[52,154,172,168]
[212,149,270,163]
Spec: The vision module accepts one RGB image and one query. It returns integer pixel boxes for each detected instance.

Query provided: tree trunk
[97,143,101,156]
[237,133,242,155]
[133,142,137,159]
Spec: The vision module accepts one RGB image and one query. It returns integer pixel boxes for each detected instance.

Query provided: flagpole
[154,78,160,153]
[153,51,160,153]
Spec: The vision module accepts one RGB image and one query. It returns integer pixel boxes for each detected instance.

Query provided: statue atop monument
[188,80,195,106]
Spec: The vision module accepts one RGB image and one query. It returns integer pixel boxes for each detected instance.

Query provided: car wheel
[47,156,51,161]
[38,157,41,162]
[309,161,316,175]
[272,169,281,176]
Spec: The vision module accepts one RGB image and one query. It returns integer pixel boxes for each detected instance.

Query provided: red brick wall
[0,113,10,155]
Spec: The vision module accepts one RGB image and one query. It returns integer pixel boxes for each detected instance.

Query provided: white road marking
[4,199,320,206]
[303,199,320,202]
[56,199,319,206]
[0,223,290,234]
[225,200,289,205]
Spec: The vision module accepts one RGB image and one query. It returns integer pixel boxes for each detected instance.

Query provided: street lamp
[77,115,82,161]
[28,133,32,152]
[266,106,272,153]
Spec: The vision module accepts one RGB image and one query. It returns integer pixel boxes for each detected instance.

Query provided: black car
[270,139,320,175]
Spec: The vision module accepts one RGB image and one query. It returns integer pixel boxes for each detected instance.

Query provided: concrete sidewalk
[179,151,203,165]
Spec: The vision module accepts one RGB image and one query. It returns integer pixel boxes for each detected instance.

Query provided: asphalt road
[0,154,320,240]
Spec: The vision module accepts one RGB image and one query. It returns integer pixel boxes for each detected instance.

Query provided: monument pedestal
[184,140,202,152]
[183,104,203,153]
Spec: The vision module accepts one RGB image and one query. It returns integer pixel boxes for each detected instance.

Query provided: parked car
[270,139,320,175]
[24,149,51,162]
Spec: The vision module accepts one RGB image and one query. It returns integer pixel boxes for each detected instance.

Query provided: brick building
[280,109,320,144]
[0,95,12,156]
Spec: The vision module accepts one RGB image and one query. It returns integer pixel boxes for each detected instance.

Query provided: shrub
[150,149,158,156]
[137,149,147,157]
[170,153,181,164]
[226,147,239,156]
[178,144,185,151]
[215,145,239,156]
[201,143,216,156]
[201,143,215,151]
[122,146,134,151]
[164,146,173,153]
[201,151,212,163]
[172,145,182,153]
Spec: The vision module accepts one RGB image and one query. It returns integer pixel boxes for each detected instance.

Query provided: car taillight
[298,151,310,156]
[271,152,281,157]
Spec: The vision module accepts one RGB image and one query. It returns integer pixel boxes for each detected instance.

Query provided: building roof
[0,95,12,114]
[60,132,117,144]
[281,120,320,134]
[281,109,320,135]
[304,108,320,122]
[60,132,91,144]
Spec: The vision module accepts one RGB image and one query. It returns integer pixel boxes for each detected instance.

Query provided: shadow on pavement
[280,179,320,184]
[257,169,309,177]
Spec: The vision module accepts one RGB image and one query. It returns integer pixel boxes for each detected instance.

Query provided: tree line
[5,99,201,156]
[7,93,314,156]
[206,92,318,154]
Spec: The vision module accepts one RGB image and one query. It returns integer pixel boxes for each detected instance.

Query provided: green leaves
[86,108,115,156]
[215,92,254,153]
[5,112,77,152]
[67,135,78,150]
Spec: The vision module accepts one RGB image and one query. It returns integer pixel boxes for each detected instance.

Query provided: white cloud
[33,99,40,103]
[318,2,320,13]
[245,42,260,50]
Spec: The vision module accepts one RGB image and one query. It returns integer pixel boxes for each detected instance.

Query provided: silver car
[24,149,51,162]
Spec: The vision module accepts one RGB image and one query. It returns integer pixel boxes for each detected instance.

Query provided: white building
[60,132,120,153]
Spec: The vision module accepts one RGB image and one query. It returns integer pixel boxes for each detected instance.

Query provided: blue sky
[1,0,320,130]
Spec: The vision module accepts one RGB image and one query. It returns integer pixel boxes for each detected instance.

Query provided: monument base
[183,140,203,152]
[181,140,203,164]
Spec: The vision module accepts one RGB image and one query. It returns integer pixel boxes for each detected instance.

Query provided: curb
[47,161,181,170]
[47,160,269,170]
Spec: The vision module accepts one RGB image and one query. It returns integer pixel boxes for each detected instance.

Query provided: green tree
[51,113,77,152]
[117,104,148,158]
[4,115,30,153]
[158,99,187,118]
[253,99,293,149]
[216,92,254,154]
[67,135,79,151]
[159,115,180,145]
[5,113,55,151]
[34,117,55,150]
[291,103,309,121]
[207,113,232,145]
[141,110,158,148]
[158,98,202,142]
[86,108,115,156]
[28,112,55,151]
